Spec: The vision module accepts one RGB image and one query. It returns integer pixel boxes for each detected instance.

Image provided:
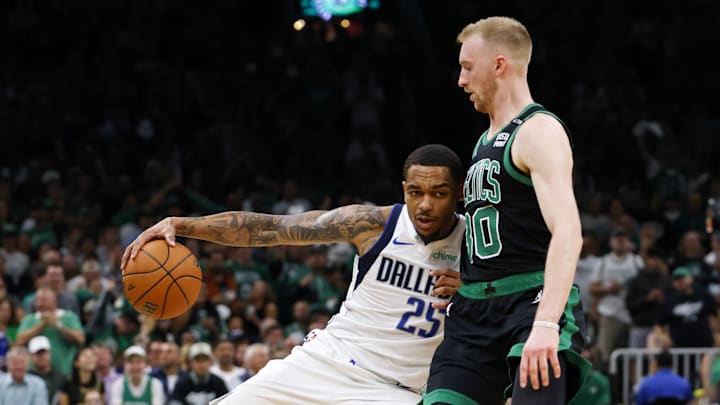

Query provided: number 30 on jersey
[465,206,503,262]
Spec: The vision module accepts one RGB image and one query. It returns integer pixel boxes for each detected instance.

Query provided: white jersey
[210,204,464,405]
[324,203,464,391]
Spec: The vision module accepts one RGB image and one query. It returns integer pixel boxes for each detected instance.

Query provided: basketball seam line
[128,245,172,307]
[138,250,192,318]
[132,247,194,318]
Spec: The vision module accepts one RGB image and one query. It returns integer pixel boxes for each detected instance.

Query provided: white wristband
[533,321,560,331]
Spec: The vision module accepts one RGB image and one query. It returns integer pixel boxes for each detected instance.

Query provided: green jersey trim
[502,109,569,186]
[472,130,489,158]
[423,388,480,405]
[474,103,544,152]
[458,270,544,299]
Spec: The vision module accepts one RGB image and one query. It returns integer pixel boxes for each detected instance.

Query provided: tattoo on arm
[175,205,386,247]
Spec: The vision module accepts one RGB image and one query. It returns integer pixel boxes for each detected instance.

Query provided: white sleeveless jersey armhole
[324,204,464,391]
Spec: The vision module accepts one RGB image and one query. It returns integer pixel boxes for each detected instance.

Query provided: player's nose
[457,73,467,88]
[418,195,433,210]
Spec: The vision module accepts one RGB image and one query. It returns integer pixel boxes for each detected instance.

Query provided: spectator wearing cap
[169,342,228,405]
[27,336,65,404]
[655,266,718,348]
[15,286,85,374]
[636,350,693,405]
[590,228,644,363]
[110,345,165,405]
[625,247,672,348]
[0,346,47,405]
[0,223,32,298]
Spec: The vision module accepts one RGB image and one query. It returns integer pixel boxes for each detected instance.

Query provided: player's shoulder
[521,111,566,137]
[514,111,570,152]
[378,204,398,219]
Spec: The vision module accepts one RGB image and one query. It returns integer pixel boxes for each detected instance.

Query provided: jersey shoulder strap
[355,203,403,289]
[472,103,554,159]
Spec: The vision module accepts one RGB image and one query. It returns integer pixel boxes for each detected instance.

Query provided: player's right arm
[121,205,391,270]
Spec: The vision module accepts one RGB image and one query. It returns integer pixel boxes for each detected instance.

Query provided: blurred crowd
[2,0,720,404]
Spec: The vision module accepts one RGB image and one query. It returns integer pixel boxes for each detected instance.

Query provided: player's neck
[420,215,458,245]
[487,84,533,133]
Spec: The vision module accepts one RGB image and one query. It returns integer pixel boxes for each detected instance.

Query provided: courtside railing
[609,347,719,405]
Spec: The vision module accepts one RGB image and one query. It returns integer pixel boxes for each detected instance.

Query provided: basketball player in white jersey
[121,144,465,404]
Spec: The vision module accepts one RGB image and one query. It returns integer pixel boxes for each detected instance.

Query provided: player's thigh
[338,384,421,405]
[425,339,507,405]
[211,353,335,405]
[510,355,567,404]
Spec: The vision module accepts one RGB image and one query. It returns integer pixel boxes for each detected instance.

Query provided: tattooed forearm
[173,205,387,247]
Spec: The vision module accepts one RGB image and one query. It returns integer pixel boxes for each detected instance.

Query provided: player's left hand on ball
[519,326,561,390]
[121,217,177,271]
[430,268,460,309]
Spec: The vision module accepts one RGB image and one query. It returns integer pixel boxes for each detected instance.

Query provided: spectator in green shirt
[15,286,86,374]
[227,247,269,301]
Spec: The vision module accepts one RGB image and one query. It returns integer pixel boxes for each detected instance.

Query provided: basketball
[123,240,203,320]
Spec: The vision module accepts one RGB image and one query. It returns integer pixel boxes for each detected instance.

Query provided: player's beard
[473,74,498,114]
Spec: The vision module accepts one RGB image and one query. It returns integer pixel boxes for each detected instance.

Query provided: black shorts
[424,272,590,405]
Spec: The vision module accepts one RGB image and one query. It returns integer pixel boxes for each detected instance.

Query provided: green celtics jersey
[122,376,153,405]
[462,103,572,282]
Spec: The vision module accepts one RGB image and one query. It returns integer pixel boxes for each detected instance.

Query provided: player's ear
[495,55,507,75]
[402,181,408,194]
[455,184,464,201]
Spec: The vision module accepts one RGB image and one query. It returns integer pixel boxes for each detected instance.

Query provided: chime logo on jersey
[376,256,436,296]
[431,251,458,262]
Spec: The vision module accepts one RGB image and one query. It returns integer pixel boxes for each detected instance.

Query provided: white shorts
[209,330,421,405]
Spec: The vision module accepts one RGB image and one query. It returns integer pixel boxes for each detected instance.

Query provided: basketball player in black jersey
[424,17,589,405]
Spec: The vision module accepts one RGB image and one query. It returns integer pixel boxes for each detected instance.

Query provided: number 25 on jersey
[395,297,441,338]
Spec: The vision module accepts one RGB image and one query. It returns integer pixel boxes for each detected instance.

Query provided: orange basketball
[123,240,203,319]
